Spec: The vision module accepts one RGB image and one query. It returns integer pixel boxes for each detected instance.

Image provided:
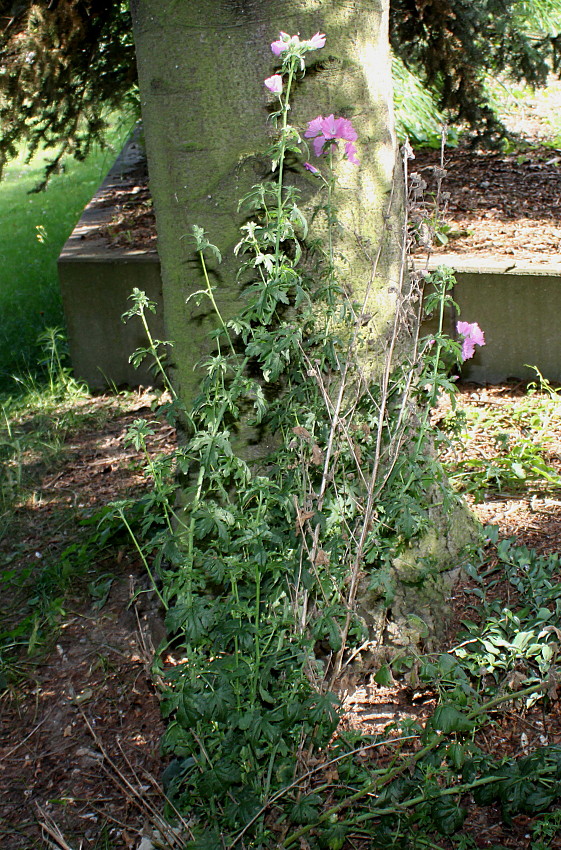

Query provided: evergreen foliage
[0,0,137,185]
[390,0,561,140]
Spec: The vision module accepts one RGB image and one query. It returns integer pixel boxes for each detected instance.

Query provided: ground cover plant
[440,373,561,502]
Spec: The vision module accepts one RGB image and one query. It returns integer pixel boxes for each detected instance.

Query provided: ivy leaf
[374,664,394,686]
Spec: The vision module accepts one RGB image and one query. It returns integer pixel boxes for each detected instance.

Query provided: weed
[445,373,561,501]
[0,328,88,520]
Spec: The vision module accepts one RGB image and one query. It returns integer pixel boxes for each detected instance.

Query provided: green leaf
[318,824,347,850]
[447,742,465,769]
[431,797,467,835]
[431,705,474,734]
[290,793,322,824]
[374,664,394,686]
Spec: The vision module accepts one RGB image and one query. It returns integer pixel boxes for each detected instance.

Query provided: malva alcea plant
[124,29,486,845]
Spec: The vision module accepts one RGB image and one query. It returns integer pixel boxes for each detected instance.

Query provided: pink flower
[304,162,320,174]
[271,31,292,55]
[264,74,283,94]
[345,141,360,165]
[457,321,485,361]
[311,134,327,157]
[307,32,326,50]
[271,31,326,56]
[304,114,359,163]
[305,115,324,137]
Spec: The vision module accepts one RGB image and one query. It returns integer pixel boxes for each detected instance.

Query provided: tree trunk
[130,0,401,403]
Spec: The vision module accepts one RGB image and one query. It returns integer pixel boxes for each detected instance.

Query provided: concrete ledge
[60,135,561,390]
[423,254,561,383]
[58,127,164,389]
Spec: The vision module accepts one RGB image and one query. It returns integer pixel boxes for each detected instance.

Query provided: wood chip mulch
[1,383,561,848]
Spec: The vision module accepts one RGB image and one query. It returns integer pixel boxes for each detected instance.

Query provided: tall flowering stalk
[123,26,491,845]
[263,31,327,264]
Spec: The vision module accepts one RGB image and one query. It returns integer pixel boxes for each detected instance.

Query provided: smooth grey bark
[130,0,402,405]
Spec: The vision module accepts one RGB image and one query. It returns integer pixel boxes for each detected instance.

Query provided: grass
[0,114,135,393]
[486,75,561,148]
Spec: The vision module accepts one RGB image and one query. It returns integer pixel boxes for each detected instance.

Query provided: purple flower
[304,114,359,164]
[457,321,485,361]
[264,74,283,94]
[304,162,320,174]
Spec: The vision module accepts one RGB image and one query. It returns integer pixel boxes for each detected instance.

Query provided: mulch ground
[411,80,561,263]
[2,382,561,849]
[413,143,561,262]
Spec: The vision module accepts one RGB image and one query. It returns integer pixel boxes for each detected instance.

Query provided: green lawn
[0,118,134,392]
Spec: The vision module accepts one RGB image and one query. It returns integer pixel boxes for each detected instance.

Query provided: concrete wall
[58,129,165,389]
[58,255,163,389]
[59,134,561,389]
[426,256,561,383]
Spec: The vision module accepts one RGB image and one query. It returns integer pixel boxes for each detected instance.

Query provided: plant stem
[137,304,176,398]
[197,248,237,358]
[117,508,167,611]
[283,681,546,847]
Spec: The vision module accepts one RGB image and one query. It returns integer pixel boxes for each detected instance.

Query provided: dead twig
[79,708,190,847]
[2,709,52,759]
[36,805,78,850]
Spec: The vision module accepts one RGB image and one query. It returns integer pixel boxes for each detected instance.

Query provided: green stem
[184,355,250,603]
[198,248,237,358]
[117,508,168,611]
[273,60,296,262]
[138,305,176,398]
[353,773,505,824]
